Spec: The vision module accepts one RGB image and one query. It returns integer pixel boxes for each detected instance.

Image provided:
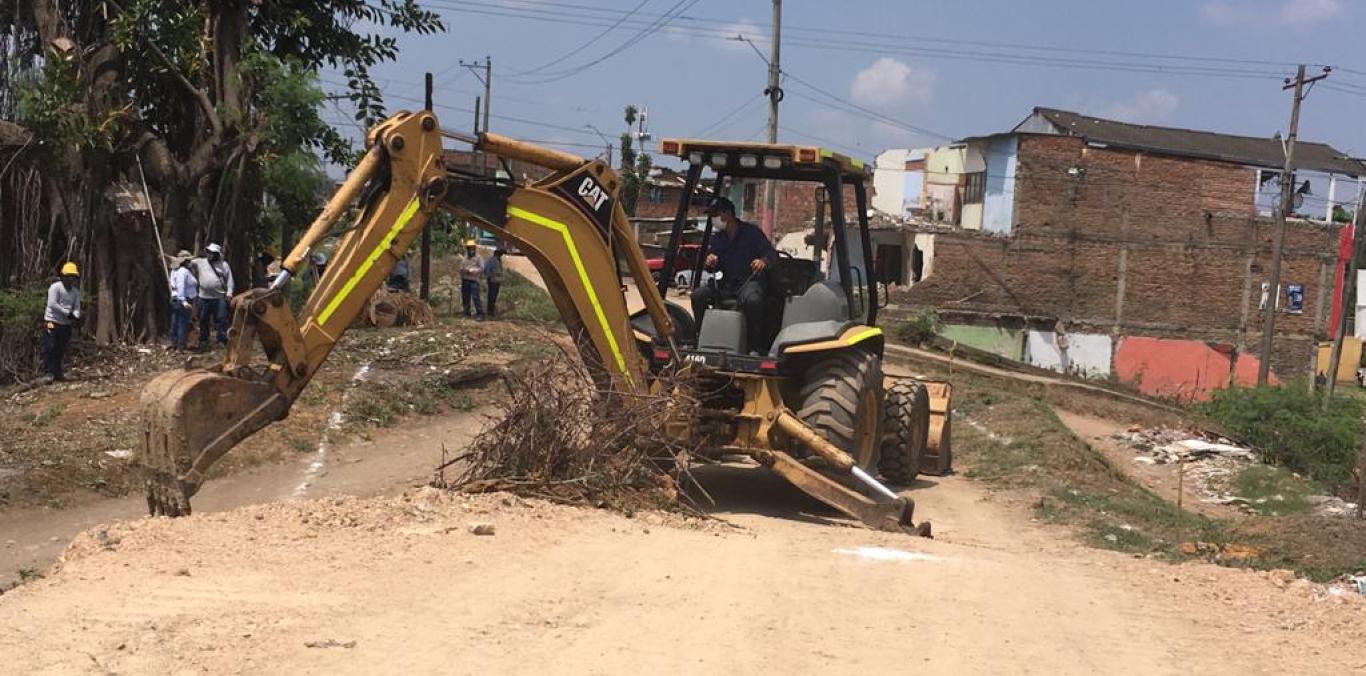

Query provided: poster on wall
[1285,283,1304,314]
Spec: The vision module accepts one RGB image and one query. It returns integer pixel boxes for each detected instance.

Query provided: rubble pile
[1110,426,1360,517]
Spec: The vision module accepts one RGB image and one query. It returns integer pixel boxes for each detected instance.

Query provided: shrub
[1201,384,1361,487]
[893,309,941,345]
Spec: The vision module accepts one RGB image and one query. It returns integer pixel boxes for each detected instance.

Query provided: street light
[584,124,613,164]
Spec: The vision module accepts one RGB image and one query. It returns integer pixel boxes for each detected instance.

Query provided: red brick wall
[888,135,1343,378]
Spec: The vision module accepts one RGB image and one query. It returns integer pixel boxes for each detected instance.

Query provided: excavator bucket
[919,380,953,476]
[139,368,287,516]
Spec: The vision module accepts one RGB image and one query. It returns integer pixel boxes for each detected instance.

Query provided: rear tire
[795,351,883,469]
[879,380,929,485]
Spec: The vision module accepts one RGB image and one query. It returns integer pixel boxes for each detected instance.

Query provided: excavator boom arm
[139,111,672,515]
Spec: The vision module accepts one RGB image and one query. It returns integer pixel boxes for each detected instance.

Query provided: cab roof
[658,138,872,182]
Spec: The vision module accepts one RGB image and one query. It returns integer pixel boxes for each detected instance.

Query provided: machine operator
[691,196,776,348]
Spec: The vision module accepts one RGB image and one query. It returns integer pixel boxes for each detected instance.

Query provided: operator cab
[632,139,881,374]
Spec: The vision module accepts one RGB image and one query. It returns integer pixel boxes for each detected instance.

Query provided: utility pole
[1326,190,1364,399]
[761,0,782,237]
[1258,64,1330,386]
[420,72,433,301]
[460,57,492,136]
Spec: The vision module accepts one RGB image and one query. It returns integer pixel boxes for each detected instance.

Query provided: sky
[324,0,1366,170]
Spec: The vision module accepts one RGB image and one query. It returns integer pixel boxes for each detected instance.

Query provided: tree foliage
[1201,384,1362,488]
[4,0,444,349]
[618,105,651,216]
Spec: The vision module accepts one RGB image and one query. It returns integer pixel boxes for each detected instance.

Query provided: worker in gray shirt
[192,242,234,347]
[484,247,505,318]
[42,262,81,382]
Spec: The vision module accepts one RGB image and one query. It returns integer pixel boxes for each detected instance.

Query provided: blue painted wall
[982,136,1018,235]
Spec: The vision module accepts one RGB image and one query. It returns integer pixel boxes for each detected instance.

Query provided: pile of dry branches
[436,351,704,514]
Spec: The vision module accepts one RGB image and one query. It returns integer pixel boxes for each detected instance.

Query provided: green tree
[11,1,442,343]
[618,104,651,216]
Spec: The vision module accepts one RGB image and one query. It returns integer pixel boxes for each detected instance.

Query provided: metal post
[761,0,782,237]
[420,71,433,301]
[1259,64,1329,386]
[1326,190,1365,399]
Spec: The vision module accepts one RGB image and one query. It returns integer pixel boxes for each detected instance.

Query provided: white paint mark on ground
[833,546,946,563]
[291,362,372,500]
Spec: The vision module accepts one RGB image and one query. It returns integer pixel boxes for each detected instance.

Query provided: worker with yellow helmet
[42,261,81,383]
[458,238,486,320]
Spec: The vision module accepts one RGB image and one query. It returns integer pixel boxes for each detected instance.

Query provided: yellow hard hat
[60,262,79,276]
[464,239,477,247]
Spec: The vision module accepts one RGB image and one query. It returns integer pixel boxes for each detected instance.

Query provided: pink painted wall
[1114,336,1274,401]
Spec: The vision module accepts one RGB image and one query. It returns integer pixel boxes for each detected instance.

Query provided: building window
[963,172,985,205]
[742,182,758,213]
[648,186,665,203]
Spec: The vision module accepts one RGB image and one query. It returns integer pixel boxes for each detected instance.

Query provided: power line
[506,0,653,77]
[504,0,702,84]
[323,80,602,137]
[778,125,869,159]
[691,93,765,137]
[423,0,1304,80]
[433,0,1312,68]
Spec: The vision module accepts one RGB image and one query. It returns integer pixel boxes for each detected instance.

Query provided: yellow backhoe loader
[138,110,951,533]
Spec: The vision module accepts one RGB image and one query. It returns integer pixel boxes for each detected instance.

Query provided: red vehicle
[646,243,704,287]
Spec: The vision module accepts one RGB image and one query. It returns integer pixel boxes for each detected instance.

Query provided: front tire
[879,380,929,485]
[796,351,883,470]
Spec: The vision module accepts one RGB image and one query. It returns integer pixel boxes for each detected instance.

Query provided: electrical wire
[504,0,701,84]
[691,93,765,137]
[422,0,1306,81]
[506,0,653,77]
[442,0,1328,71]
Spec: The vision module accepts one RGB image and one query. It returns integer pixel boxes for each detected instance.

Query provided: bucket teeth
[137,368,285,517]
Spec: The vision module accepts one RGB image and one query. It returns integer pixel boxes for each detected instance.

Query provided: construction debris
[1112,426,1256,464]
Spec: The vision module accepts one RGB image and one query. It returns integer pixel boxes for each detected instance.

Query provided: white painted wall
[873,149,910,216]
[1025,330,1113,378]
[1356,270,1366,340]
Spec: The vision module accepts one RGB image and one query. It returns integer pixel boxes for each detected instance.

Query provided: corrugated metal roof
[1015,107,1364,176]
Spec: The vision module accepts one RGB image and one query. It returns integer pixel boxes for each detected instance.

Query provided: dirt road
[2,447,1363,674]
[0,404,489,590]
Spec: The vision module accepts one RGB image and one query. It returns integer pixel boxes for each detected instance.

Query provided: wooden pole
[1326,191,1365,399]
[1260,65,1330,385]
[420,71,433,301]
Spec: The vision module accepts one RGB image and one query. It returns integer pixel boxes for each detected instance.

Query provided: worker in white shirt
[459,240,486,320]
[42,262,81,383]
[168,250,197,351]
[191,242,234,347]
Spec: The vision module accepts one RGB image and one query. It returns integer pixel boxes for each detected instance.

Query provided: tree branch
[106,0,223,141]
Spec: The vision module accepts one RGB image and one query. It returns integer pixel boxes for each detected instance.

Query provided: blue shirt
[708,220,775,289]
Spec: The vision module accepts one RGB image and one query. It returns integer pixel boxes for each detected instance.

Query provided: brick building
[879,107,1364,399]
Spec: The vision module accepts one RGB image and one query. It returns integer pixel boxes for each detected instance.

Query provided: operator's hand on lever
[705,252,718,269]
[750,258,767,273]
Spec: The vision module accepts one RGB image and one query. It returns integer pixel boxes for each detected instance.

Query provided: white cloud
[1098,89,1180,124]
[1201,0,1344,29]
[849,57,935,108]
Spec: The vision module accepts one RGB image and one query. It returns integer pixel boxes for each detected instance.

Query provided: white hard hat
[206,243,223,254]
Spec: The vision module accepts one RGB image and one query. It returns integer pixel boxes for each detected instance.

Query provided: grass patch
[25,404,65,427]
[960,396,1227,556]
[953,371,1366,578]
[1200,382,1360,489]
[343,372,477,432]
[1230,465,1318,516]
[497,270,559,323]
